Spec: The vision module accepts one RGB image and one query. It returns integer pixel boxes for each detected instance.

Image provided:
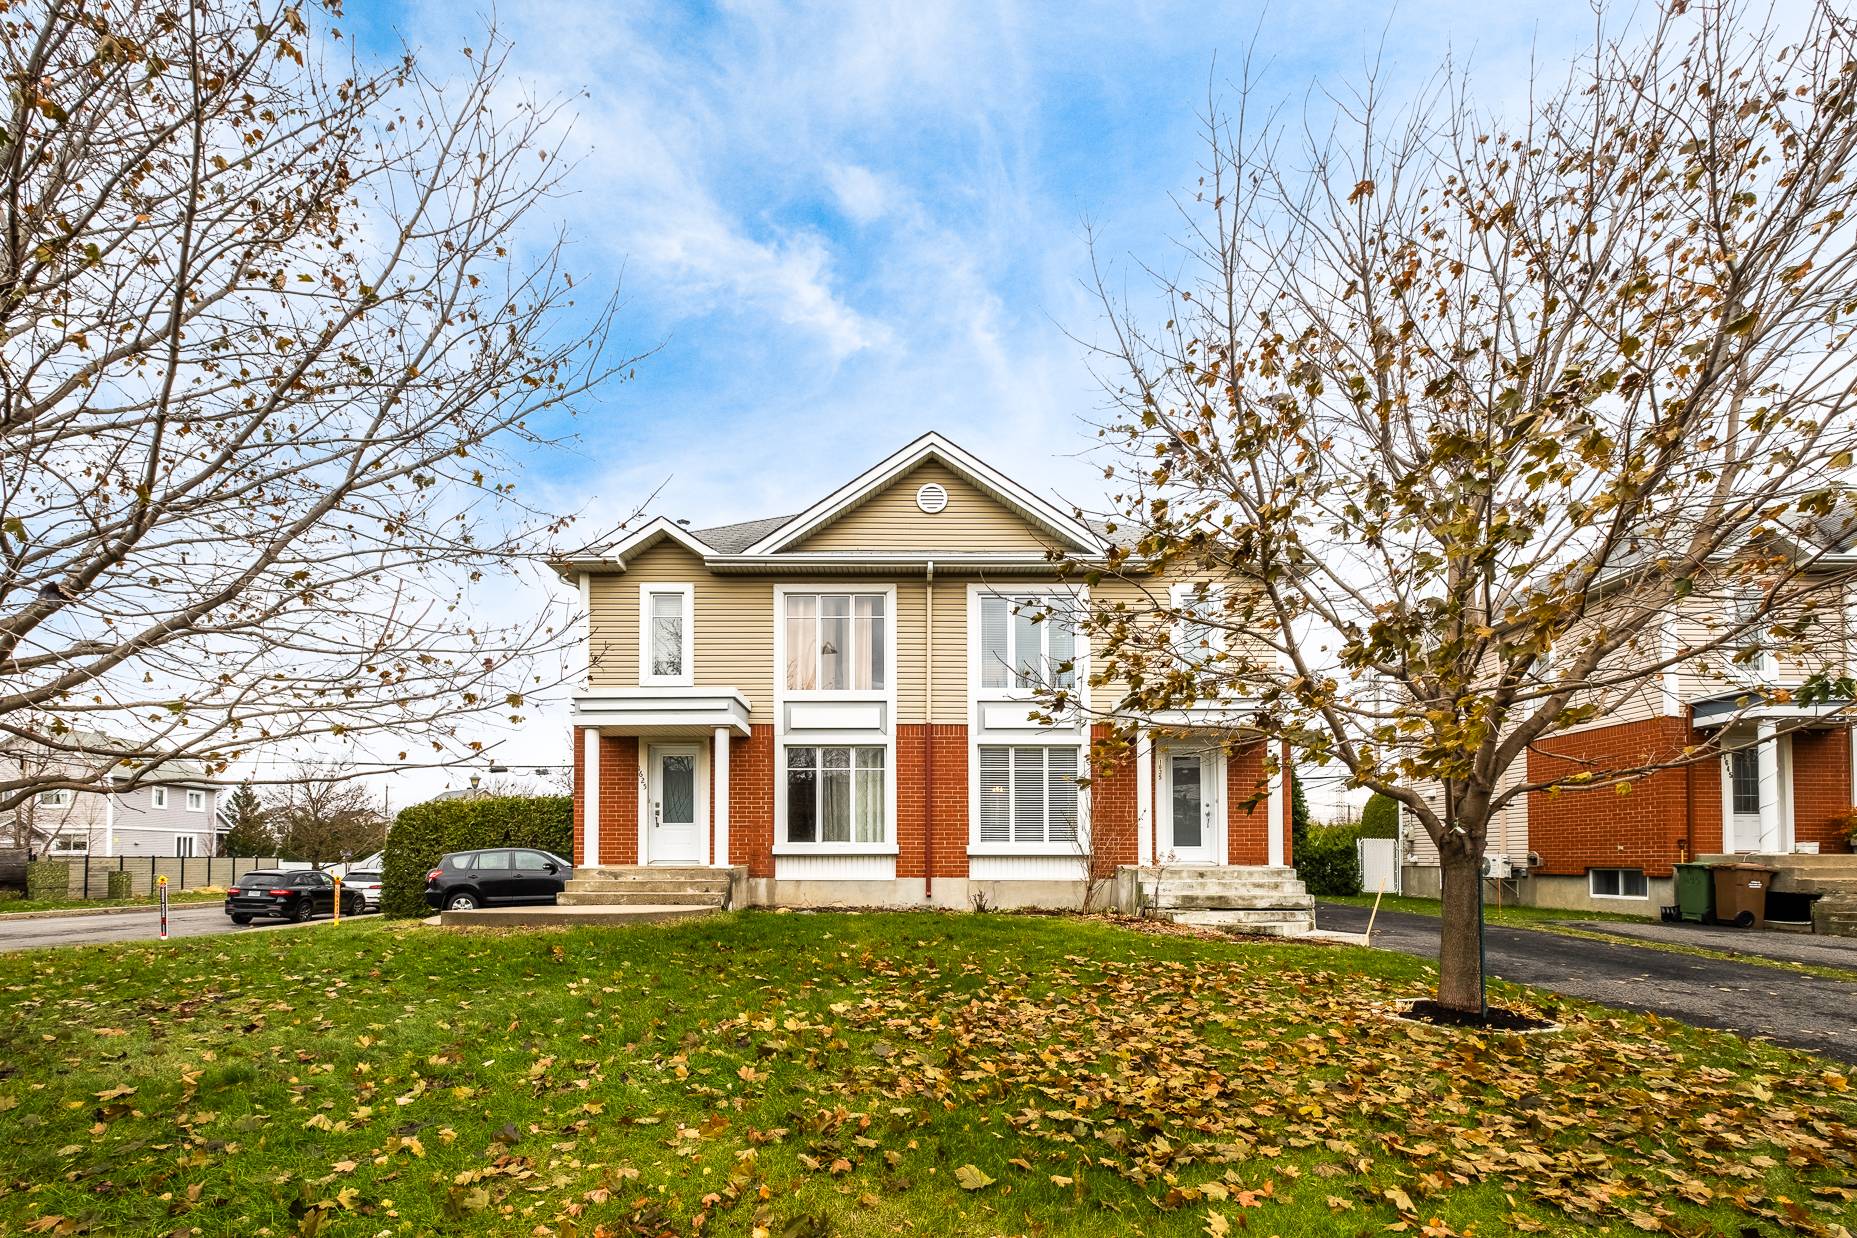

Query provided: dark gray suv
[423,848,573,911]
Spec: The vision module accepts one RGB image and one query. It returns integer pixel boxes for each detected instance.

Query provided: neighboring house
[8,737,226,858]
[551,433,1295,911]
[1402,553,1857,914]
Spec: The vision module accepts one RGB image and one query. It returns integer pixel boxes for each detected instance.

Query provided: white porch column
[1756,720,1783,854]
[1135,729,1154,866]
[1266,743,1287,867]
[712,727,731,867]
[582,727,601,865]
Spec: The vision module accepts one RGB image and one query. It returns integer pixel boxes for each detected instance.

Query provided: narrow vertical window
[981,595,1010,689]
[819,595,851,691]
[786,594,818,691]
[786,748,818,843]
[855,595,886,690]
[650,592,683,678]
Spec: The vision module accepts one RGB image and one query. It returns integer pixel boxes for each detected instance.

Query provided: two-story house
[9,733,226,858]
[551,433,1309,928]
[1403,559,1857,915]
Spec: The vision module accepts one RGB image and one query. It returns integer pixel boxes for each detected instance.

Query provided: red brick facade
[1527,717,1851,877]
[572,724,1291,880]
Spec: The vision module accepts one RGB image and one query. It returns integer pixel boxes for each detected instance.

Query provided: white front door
[646,744,703,864]
[1160,748,1221,865]
[1727,748,1763,851]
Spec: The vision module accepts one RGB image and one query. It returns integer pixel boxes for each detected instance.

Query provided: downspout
[924,560,935,901]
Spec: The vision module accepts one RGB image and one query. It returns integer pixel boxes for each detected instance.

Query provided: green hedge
[25,861,69,901]
[1295,824,1363,897]
[106,869,134,900]
[381,795,572,918]
[1359,792,1400,839]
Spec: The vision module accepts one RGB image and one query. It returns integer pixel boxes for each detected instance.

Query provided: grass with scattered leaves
[1,912,1854,1237]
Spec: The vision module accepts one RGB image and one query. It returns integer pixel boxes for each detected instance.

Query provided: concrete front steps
[558,865,744,910]
[1694,854,1857,936]
[1121,865,1317,937]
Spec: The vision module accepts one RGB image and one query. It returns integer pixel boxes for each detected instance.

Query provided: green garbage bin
[1673,862,1715,924]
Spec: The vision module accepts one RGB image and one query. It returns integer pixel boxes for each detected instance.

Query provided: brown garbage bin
[1711,863,1779,928]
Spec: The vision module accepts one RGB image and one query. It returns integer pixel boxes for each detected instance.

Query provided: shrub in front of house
[1295,824,1363,897]
[1359,792,1399,839]
[25,861,70,901]
[106,869,134,900]
[380,795,573,918]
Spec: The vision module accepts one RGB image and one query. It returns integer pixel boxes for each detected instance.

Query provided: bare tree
[1074,1,1857,1011]
[0,1,636,811]
[267,769,386,865]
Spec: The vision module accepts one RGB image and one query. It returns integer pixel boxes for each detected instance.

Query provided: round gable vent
[915,482,949,514]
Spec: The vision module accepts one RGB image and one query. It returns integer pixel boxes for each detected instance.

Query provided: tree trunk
[1437,845,1485,1013]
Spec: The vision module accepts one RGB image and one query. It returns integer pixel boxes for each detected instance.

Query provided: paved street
[0,903,349,952]
[1317,902,1857,1063]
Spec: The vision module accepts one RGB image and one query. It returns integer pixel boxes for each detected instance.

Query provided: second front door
[1160,748,1221,865]
[646,744,703,864]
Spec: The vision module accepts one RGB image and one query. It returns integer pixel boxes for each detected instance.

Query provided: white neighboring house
[13,742,226,858]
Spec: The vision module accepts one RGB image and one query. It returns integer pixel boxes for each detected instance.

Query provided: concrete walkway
[1316,902,1857,1063]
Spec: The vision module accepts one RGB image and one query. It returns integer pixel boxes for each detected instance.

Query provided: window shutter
[978,748,1010,843]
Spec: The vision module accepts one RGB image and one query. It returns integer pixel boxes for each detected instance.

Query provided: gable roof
[741,432,1107,557]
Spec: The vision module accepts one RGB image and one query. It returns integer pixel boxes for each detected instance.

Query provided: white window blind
[979,595,1076,691]
[978,746,1080,845]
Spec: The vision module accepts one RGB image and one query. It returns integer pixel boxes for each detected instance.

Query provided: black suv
[424,849,573,911]
[224,870,363,924]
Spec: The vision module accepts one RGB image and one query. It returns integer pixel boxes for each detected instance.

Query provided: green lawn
[0,889,224,915]
[1,914,1854,1237]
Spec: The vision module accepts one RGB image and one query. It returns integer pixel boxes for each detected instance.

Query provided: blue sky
[342,0,1603,806]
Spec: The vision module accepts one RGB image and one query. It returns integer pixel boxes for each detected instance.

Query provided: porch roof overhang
[572,687,753,736]
[1130,700,1267,735]
[1690,692,1854,728]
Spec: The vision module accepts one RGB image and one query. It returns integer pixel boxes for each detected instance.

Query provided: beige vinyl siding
[792,461,1075,553]
[892,578,971,724]
[587,542,776,715]
[1085,571,1277,708]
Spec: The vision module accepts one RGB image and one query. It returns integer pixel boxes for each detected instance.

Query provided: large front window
[785,746,886,843]
[785,593,886,691]
[979,594,1076,690]
[977,746,1079,845]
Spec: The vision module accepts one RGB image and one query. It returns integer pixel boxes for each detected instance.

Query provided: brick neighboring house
[6,735,226,859]
[1402,565,1856,914]
[550,433,1298,914]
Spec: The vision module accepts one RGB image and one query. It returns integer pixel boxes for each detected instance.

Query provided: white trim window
[185,789,207,812]
[784,592,887,692]
[36,789,73,807]
[977,746,1081,846]
[784,746,886,844]
[1728,589,1778,678]
[639,584,694,686]
[1588,868,1648,899]
[151,787,168,809]
[176,834,197,857]
[50,835,87,853]
[1170,581,1227,670]
[978,592,1077,691]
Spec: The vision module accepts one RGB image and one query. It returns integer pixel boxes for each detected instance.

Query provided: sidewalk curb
[0,901,221,922]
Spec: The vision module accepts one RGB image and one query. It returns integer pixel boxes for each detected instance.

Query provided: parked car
[424,848,573,911]
[224,870,364,925]
[343,870,384,912]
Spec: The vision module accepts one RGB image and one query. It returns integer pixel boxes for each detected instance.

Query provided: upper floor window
[1171,582,1226,670]
[151,787,168,809]
[36,789,73,808]
[639,584,694,686]
[185,789,207,812]
[979,593,1076,691]
[1729,590,1777,677]
[785,593,886,691]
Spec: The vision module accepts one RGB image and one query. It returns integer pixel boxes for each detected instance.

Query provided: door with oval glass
[646,744,704,864]
[1159,745,1222,865]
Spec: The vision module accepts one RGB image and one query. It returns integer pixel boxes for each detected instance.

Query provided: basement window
[1589,868,1649,900]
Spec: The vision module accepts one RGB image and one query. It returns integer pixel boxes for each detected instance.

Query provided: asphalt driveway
[1316,902,1857,1063]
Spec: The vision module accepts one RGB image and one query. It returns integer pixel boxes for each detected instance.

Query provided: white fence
[1357,837,1400,895]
